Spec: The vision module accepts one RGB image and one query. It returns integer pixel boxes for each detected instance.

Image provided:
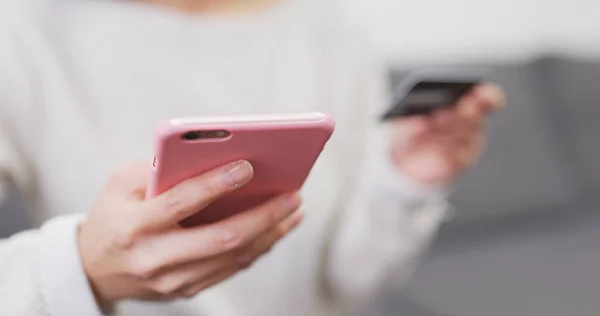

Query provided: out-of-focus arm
[0,215,105,316]
[322,27,449,312]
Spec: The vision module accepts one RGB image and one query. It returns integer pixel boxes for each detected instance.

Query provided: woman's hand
[78,160,303,304]
[390,83,505,186]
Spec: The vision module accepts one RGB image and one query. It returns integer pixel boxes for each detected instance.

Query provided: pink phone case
[146,113,335,227]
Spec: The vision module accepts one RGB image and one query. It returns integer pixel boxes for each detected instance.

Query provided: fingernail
[477,84,503,104]
[223,160,253,187]
[290,210,305,228]
[237,252,255,267]
[282,193,301,212]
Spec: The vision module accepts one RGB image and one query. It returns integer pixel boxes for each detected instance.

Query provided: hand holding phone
[80,160,304,304]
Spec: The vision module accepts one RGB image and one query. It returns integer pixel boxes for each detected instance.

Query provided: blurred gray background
[349,2,600,314]
[373,56,600,316]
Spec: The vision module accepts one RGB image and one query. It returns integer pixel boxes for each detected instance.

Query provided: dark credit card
[382,77,480,120]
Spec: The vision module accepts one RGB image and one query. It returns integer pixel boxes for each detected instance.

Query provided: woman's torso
[2,1,372,315]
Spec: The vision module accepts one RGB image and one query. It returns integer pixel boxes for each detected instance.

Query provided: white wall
[347,0,600,66]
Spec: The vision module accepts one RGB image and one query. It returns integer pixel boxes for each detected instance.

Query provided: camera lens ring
[181,131,201,140]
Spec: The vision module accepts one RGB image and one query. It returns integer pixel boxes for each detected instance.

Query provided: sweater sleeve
[325,131,449,311]
[322,26,450,312]
[0,2,103,314]
[0,214,105,316]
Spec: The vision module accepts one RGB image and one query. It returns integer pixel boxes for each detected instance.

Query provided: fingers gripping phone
[146,113,335,227]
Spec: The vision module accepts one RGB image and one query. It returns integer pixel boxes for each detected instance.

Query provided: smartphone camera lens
[181,131,201,140]
[181,130,230,141]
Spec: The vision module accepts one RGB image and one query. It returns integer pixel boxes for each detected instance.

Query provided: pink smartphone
[146,112,335,227]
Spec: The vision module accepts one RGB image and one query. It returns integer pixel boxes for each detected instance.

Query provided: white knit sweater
[0,0,448,315]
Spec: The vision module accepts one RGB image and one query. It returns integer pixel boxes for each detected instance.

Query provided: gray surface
[447,64,579,222]
[0,185,30,238]
[387,210,600,316]
[544,58,600,192]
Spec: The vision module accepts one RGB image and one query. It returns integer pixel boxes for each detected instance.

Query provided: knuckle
[164,186,188,216]
[111,227,140,250]
[211,228,241,251]
[149,278,181,296]
[130,258,162,280]
[200,175,225,194]
[196,175,231,201]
